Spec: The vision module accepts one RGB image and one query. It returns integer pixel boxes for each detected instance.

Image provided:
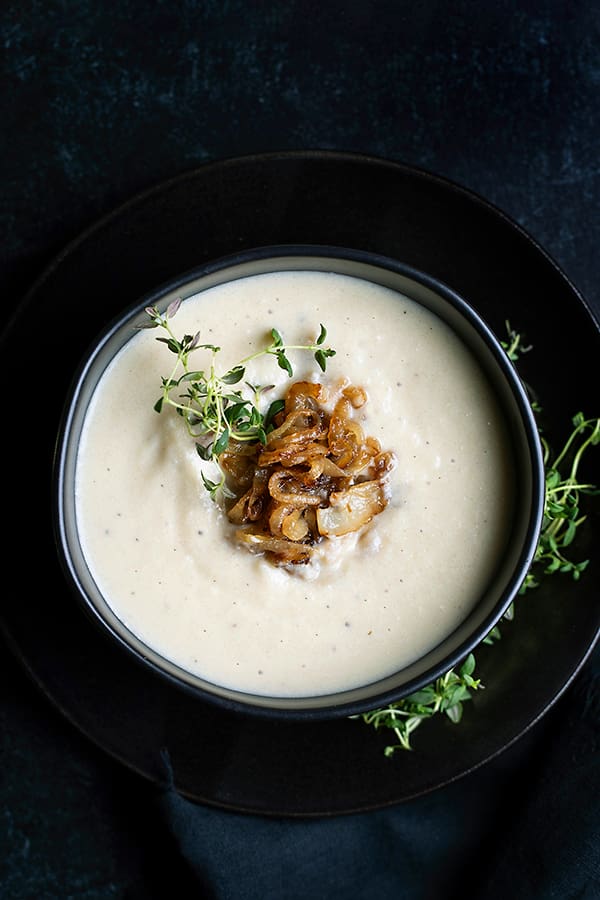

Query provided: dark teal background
[1,3,599,898]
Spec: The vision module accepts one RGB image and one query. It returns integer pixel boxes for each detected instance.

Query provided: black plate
[2,150,599,817]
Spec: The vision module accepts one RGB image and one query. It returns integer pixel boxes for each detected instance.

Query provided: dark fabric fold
[154,645,599,900]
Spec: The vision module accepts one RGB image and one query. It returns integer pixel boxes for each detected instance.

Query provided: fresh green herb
[359,654,481,754]
[500,320,600,590]
[143,299,335,496]
[520,413,600,591]
[501,319,532,362]
[357,325,599,755]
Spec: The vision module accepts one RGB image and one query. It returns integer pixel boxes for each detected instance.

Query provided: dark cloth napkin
[153,643,600,900]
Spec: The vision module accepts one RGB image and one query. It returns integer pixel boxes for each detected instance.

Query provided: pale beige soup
[75,270,513,697]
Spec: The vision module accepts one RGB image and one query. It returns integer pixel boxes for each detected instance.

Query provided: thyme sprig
[521,413,600,591]
[502,319,533,362]
[500,321,600,590]
[358,325,598,755]
[359,655,481,754]
[143,298,335,496]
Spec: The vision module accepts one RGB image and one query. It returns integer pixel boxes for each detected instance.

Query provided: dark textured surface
[2,3,599,898]
[3,1,600,314]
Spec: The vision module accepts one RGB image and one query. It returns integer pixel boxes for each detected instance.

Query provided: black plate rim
[3,149,599,817]
[6,149,598,341]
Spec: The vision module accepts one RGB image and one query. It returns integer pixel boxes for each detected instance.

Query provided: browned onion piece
[370,450,397,478]
[285,381,326,413]
[316,481,387,537]
[268,503,294,537]
[337,446,377,478]
[327,398,370,470]
[342,385,367,408]
[227,489,252,525]
[257,440,329,468]
[219,441,260,490]
[226,467,269,524]
[282,509,310,541]
[318,457,348,479]
[236,530,312,564]
[301,458,326,483]
[266,408,326,447]
[327,398,356,450]
[268,469,330,508]
[366,435,381,454]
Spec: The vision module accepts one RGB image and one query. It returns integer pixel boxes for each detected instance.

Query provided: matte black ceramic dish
[2,151,599,816]
[53,243,544,719]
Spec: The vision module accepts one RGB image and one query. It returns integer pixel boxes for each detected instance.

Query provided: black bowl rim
[53,242,545,722]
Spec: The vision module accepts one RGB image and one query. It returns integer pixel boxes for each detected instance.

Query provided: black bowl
[53,244,545,720]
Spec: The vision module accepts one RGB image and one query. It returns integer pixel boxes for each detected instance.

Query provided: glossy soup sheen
[75,270,514,697]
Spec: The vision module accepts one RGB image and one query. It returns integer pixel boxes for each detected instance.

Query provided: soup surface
[75,269,513,697]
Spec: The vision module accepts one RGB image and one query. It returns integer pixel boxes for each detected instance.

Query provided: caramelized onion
[316,481,387,537]
[219,379,395,566]
[257,440,329,468]
[219,441,260,490]
[236,530,312,565]
[268,470,330,507]
[281,509,310,541]
[342,385,367,408]
[266,408,325,446]
[226,467,269,524]
[285,381,326,413]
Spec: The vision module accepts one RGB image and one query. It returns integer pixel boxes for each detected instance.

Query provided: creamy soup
[74,269,513,697]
